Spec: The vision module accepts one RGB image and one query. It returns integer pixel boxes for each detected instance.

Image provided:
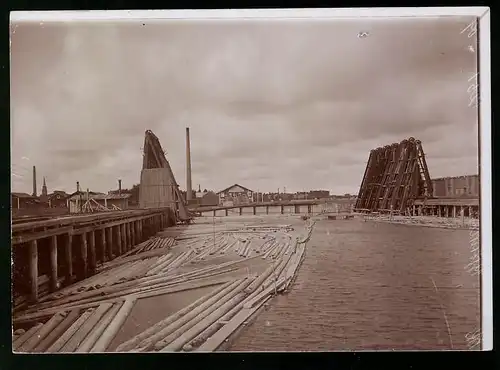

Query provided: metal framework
[141,130,193,223]
[354,137,433,214]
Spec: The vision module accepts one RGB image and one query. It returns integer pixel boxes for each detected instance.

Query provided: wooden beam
[49,235,58,292]
[12,208,168,233]
[29,240,38,303]
[12,226,74,245]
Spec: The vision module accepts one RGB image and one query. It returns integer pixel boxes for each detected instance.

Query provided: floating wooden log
[90,298,136,352]
[115,281,233,352]
[76,302,122,352]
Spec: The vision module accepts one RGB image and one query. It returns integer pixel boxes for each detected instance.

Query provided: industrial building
[217,184,254,206]
[431,175,479,198]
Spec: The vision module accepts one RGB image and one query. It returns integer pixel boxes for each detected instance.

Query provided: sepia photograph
[10,8,491,352]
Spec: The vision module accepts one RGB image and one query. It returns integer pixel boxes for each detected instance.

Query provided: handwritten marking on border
[460,20,477,38]
[465,228,480,276]
[467,73,480,109]
[465,328,481,350]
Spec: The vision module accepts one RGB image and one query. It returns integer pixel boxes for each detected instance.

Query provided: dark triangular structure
[354,137,433,214]
[140,130,192,223]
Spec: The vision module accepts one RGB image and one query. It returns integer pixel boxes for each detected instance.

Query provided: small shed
[93,193,131,210]
[11,193,38,209]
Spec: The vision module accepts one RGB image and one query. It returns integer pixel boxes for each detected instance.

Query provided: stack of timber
[13,220,314,353]
[364,214,480,230]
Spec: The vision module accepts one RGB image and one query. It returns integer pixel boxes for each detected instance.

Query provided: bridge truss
[354,137,433,214]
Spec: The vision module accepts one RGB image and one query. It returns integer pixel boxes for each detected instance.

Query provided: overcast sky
[11,16,479,195]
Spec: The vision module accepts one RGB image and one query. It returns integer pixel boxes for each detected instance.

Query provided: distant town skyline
[11,17,479,195]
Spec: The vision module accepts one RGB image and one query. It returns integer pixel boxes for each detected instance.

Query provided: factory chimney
[32,166,37,197]
[186,127,192,201]
[76,181,80,192]
[118,179,122,195]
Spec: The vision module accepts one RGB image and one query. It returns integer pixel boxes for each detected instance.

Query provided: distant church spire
[42,176,48,197]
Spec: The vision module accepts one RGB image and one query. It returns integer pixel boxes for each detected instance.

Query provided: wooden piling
[29,240,38,303]
[127,222,132,249]
[64,234,73,284]
[116,225,122,256]
[100,229,107,263]
[131,221,136,246]
[106,227,113,259]
[49,235,58,292]
[80,233,88,278]
[135,221,140,243]
[88,231,96,274]
[121,224,127,252]
[239,207,242,216]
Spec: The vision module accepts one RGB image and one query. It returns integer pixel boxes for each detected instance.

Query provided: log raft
[13,218,314,353]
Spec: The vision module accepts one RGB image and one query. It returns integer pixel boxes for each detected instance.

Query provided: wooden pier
[12,208,175,308]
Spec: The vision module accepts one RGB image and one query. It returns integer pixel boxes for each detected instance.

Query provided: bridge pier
[239,208,242,216]
[253,206,256,215]
[280,205,284,215]
[266,206,269,215]
[225,209,228,216]
[294,205,300,214]
[307,205,312,214]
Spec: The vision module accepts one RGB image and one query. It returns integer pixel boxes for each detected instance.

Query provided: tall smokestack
[76,181,80,192]
[186,127,192,201]
[118,179,122,195]
[32,166,37,197]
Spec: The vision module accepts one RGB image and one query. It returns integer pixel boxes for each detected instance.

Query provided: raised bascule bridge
[140,129,193,224]
[354,137,479,218]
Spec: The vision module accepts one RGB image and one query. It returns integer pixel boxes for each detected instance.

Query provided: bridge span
[191,200,325,217]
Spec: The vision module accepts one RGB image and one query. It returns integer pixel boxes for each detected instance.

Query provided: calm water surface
[229,219,480,351]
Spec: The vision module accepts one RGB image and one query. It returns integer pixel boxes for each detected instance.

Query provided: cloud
[10,16,479,194]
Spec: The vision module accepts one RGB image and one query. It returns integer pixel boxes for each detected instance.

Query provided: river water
[229,218,480,351]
